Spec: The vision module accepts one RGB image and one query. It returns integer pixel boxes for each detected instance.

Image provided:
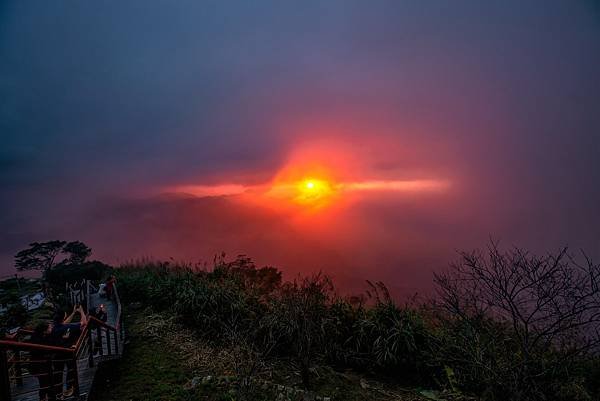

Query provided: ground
[89,306,436,401]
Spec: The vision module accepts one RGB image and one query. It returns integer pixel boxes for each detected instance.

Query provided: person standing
[27,322,56,401]
[50,305,87,399]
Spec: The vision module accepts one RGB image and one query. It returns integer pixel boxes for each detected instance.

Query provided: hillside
[90,305,432,401]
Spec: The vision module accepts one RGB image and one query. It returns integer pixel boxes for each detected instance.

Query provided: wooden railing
[0,280,123,401]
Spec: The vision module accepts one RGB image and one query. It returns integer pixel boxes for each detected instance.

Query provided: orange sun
[295,178,335,204]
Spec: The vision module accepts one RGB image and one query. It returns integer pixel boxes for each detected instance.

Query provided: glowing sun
[295,178,335,204]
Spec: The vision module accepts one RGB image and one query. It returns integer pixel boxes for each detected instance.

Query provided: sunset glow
[295,178,335,204]
[3,0,598,330]
[168,172,450,209]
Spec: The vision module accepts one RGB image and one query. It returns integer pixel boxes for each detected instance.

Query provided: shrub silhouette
[434,242,600,400]
[114,246,600,400]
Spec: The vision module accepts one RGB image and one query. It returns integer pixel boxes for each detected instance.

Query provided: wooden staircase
[0,280,124,401]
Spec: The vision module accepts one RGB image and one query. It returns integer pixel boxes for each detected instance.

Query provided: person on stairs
[90,304,107,353]
[50,304,87,400]
[27,322,57,401]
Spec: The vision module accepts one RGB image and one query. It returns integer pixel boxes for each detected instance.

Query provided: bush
[4,304,28,328]
[46,260,113,291]
[114,246,600,400]
[115,259,435,389]
[433,242,600,400]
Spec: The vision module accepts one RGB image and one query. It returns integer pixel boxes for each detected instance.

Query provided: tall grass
[115,254,600,400]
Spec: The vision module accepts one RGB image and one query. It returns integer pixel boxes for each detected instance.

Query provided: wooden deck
[2,282,124,401]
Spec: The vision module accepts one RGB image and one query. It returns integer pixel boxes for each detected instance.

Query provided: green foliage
[62,241,92,265]
[115,249,600,400]
[262,273,333,388]
[15,240,66,273]
[89,312,190,401]
[45,260,113,290]
[3,303,28,328]
[14,240,94,277]
[116,258,436,390]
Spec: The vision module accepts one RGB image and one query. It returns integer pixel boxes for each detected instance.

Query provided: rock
[184,376,201,390]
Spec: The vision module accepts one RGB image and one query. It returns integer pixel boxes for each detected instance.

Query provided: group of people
[27,301,108,400]
[4,276,117,401]
[27,304,88,401]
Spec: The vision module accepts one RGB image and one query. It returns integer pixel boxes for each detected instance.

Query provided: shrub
[115,260,435,390]
[46,260,113,290]
[4,304,28,328]
[434,242,600,400]
[260,273,333,388]
[114,246,600,400]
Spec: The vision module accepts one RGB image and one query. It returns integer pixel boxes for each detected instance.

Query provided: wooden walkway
[1,281,124,401]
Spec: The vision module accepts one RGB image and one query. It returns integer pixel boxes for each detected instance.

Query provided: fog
[1,1,599,293]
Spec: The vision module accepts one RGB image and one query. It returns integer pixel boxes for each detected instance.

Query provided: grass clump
[110,243,600,401]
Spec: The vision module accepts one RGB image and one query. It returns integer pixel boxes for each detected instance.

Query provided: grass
[90,305,431,401]
[90,309,191,401]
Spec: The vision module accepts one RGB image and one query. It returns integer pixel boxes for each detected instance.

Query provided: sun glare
[294,178,335,205]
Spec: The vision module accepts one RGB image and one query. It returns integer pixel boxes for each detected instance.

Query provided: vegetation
[14,240,94,278]
[0,277,41,306]
[1,250,111,335]
[0,277,46,336]
[4,240,600,400]
[112,244,600,401]
[91,304,429,401]
[45,260,113,292]
[433,243,600,401]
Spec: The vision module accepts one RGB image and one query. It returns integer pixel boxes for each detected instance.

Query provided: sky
[1,1,599,294]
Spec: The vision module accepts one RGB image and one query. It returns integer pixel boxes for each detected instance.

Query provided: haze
[1,1,599,295]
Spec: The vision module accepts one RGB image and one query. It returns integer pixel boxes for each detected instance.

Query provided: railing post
[0,349,11,401]
[106,330,112,355]
[96,327,103,356]
[86,280,90,314]
[113,329,119,355]
[14,351,22,386]
[87,328,95,367]
[71,355,80,399]
[48,357,54,400]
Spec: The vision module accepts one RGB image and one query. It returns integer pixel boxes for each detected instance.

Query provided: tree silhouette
[63,241,92,265]
[14,240,93,278]
[14,240,66,277]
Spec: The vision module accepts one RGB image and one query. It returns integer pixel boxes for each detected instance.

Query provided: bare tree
[434,241,600,399]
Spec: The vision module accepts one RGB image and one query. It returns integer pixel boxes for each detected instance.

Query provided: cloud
[1,1,599,290]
